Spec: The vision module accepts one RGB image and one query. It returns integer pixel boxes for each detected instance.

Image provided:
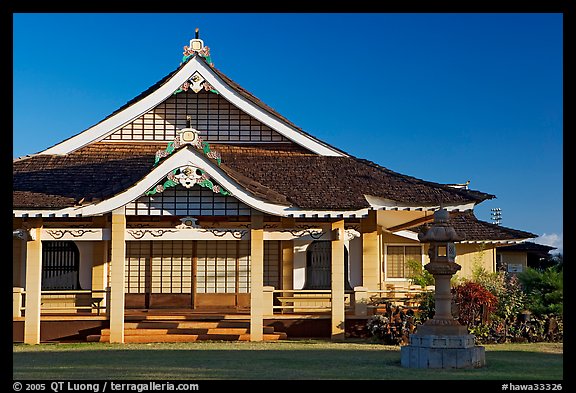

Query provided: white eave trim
[458,239,530,245]
[39,56,345,157]
[391,230,421,241]
[364,195,476,212]
[13,147,367,218]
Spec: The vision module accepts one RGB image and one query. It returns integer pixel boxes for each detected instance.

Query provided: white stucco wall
[293,240,308,289]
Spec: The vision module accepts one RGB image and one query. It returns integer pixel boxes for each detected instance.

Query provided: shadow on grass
[12,344,563,380]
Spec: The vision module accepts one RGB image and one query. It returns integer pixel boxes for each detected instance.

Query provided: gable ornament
[154,116,222,166]
[145,165,230,197]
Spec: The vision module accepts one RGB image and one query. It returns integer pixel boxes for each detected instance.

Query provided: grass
[13,339,563,381]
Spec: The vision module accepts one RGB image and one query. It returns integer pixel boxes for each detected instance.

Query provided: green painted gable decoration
[146,166,230,196]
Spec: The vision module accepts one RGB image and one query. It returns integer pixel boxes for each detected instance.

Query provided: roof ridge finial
[181,29,213,67]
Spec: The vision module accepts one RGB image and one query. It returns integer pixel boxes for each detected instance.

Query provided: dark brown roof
[13,144,158,208]
[413,211,537,241]
[218,148,494,210]
[13,142,494,210]
[498,241,556,252]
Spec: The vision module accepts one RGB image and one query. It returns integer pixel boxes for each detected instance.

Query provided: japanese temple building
[13,34,537,344]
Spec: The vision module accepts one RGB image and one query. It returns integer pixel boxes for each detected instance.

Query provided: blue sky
[12,13,563,253]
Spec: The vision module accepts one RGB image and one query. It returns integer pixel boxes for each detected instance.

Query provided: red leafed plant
[453,281,498,327]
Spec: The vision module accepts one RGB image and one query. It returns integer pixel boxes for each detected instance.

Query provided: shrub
[452,281,498,327]
[365,306,417,345]
[406,258,434,288]
[517,267,563,317]
[413,290,435,322]
[472,266,526,322]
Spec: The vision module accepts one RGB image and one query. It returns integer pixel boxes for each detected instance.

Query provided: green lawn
[13,339,563,380]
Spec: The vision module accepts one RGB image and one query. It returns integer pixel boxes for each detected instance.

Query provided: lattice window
[385,245,423,279]
[104,90,290,143]
[196,240,250,294]
[151,241,193,294]
[238,240,251,293]
[125,240,259,295]
[125,241,149,294]
[126,184,251,216]
[126,241,194,294]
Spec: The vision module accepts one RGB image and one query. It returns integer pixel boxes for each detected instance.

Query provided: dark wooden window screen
[264,241,280,289]
[41,241,80,290]
[304,241,351,290]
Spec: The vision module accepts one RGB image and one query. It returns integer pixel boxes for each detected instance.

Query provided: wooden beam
[386,214,434,232]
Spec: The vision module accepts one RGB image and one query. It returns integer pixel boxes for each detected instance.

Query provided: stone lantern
[400,207,486,368]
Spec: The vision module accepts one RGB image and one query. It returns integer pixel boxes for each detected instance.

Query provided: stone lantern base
[400,332,486,368]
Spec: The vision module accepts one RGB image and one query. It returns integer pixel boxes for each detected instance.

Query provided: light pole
[491,208,502,225]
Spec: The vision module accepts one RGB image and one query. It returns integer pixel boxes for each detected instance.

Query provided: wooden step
[122,320,255,329]
[87,332,287,343]
[99,328,256,336]
[86,316,287,343]
[119,322,276,334]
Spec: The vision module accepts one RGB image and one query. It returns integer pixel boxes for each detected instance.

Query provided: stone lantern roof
[418,208,463,243]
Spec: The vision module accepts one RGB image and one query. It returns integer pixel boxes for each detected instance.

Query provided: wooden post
[250,210,264,341]
[24,220,42,345]
[331,219,346,341]
[109,208,126,343]
[281,217,295,292]
[361,210,379,290]
[91,216,109,314]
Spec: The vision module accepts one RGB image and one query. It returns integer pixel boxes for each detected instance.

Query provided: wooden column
[361,210,379,290]
[109,208,126,343]
[91,216,109,313]
[24,220,42,345]
[331,219,346,341]
[250,211,264,341]
[281,217,295,291]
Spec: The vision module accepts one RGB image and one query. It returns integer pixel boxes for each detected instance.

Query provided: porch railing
[13,286,433,318]
[266,288,353,314]
[13,287,109,317]
[359,286,434,316]
[263,286,434,316]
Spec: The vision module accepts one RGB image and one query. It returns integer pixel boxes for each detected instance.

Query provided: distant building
[496,241,558,273]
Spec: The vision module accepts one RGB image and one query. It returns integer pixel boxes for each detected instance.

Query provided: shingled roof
[498,241,556,253]
[412,210,537,242]
[13,142,494,210]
